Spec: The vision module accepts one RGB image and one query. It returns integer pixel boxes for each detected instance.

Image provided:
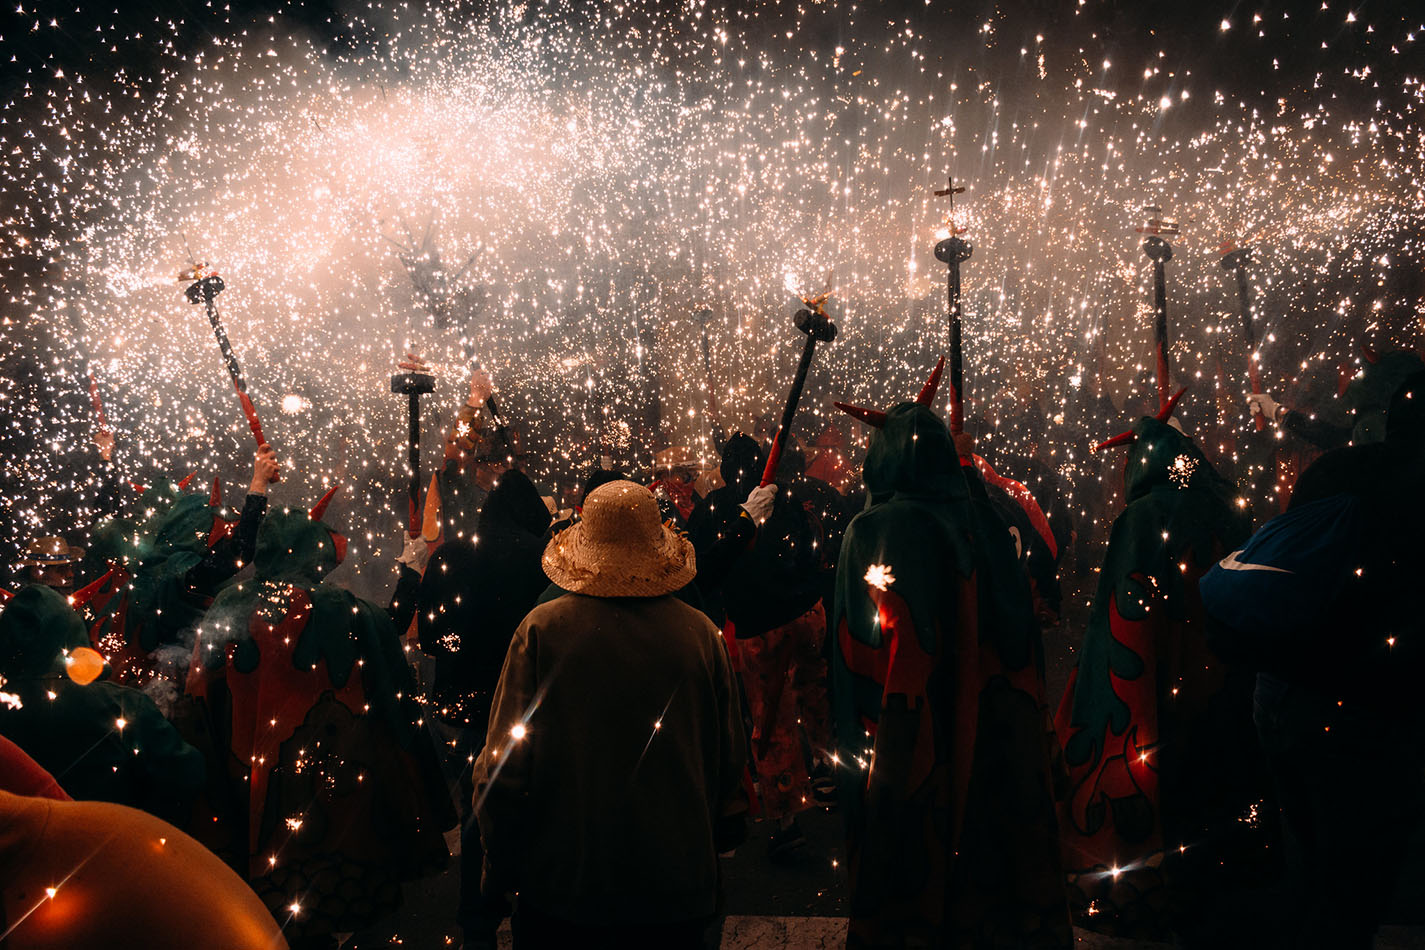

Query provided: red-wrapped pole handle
[88,372,110,436]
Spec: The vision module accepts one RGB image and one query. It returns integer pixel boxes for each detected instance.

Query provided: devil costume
[83,476,261,689]
[831,364,1070,949]
[186,489,454,942]
[1054,392,1267,937]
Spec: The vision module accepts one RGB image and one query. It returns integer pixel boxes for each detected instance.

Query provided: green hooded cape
[832,402,1069,949]
[189,505,452,940]
[1053,416,1265,935]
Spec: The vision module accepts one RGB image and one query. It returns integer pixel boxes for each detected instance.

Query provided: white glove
[1247,392,1283,423]
[740,483,777,525]
[396,533,431,573]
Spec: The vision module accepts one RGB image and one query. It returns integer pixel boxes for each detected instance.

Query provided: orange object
[0,790,288,949]
[64,647,104,686]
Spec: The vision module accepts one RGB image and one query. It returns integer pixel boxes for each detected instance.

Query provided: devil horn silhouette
[834,402,887,428]
[1155,386,1188,421]
[309,484,341,522]
[1093,430,1136,452]
[916,356,945,406]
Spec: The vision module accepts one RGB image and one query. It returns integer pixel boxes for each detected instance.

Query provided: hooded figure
[83,456,272,689]
[685,432,765,624]
[1054,395,1265,938]
[187,490,454,944]
[0,585,203,823]
[419,469,551,732]
[416,470,551,948]
[832,367,1070,949]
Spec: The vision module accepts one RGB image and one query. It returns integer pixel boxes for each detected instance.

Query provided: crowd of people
[0,342,1421,950]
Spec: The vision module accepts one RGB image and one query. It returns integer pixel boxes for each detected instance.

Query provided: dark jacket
[473,593,748,925]
[688,434,822,636]
[418,470,551,729]
[1271,370,1425,720]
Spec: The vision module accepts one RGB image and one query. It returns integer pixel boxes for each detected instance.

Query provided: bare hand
[94,429,114,463]
[249,444,280,495]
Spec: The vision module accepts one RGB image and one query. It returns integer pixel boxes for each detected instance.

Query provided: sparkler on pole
[933,174,973,436]
[1137,206,1181,411]
[760,290,837,488]
[391,354,436,537]
[1219,244,1267,430]
[182,265,280,481]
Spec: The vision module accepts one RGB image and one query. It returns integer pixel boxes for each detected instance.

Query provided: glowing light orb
[65,647,105,685]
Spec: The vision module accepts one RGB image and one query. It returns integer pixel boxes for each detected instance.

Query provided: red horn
[1361,342,1379,364]
[916,356,945,406]
[0,588,13,604]
[309,484,341,522]
[1155,385,1189,421]
[68,567,118,609]
[834,402,887,428]
[209,477,222,507]
[131,482,147,495]
[1093,429,1137,452]
[177,471,197,490]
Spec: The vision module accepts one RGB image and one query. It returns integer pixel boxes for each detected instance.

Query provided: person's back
[474,481,747,948]
[484,594,741,920]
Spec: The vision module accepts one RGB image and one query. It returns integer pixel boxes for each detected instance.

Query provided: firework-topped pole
[181,263,280,481]
[933,174,973,436]
[1218,242,1267,431]
[760,282,837,488]
[392,353,436,537]
[1137,204,1180,412]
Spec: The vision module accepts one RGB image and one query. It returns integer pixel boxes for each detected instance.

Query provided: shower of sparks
[1,2,1422,598]
[864,563,896,592]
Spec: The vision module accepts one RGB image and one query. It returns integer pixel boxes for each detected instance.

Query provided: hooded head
[860,404,964,502]
[251,487,347,585]
[836,357,962,503]
[478,469,552,538]
[1116,415,1239,505]
[0,585,89,679]
[719,433,764,498]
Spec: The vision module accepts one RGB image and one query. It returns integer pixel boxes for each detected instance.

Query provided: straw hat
[542,480,696,597]
[14,536,84,568]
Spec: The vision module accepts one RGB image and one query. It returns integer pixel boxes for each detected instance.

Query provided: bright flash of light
[864,563,896,592]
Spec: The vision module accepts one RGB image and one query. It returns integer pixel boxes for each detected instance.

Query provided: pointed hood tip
[309,484,341,522]
[834,402,887,428]
[915,355,945,406]
[1156,385,1189,421]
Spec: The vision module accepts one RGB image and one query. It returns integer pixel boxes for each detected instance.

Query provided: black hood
[479,469,551,538]
[720,432,764,497]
